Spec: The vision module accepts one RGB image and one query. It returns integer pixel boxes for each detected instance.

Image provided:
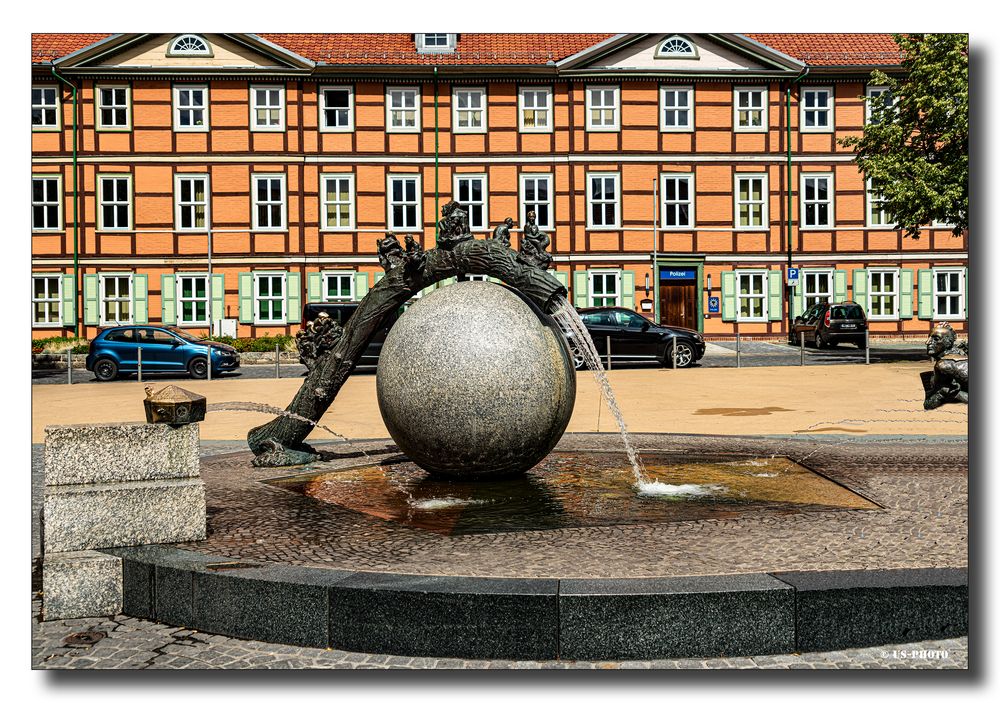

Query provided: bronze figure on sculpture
[436,201,474,250]
[296,313,344,373]
[492,217,514,247]
[923,322,969,410]
[517,210,552,270]
[377,233,406,272]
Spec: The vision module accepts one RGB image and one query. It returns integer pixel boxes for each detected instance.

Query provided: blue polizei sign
[708,296,720,314]
[660,268,696,281]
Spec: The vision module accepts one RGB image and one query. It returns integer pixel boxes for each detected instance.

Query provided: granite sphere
[376,282,576,480]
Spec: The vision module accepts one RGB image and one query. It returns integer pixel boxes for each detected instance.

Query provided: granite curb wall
[104,544,968,661]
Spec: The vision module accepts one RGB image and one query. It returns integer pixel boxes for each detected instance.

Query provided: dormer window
[416,33,456,53]
[656,35,698,59]
[168,34,213,57]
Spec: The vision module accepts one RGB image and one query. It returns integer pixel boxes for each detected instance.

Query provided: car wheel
[856,339,868,350]
[815,333,826,349]
[93,358,119,382]
[188,357,208,379]
[664,341,695,369]
[571,344,587,371]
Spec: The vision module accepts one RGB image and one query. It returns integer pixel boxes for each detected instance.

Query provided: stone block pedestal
[42,551,123,621]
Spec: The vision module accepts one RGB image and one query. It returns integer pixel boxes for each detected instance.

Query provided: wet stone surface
[168,433,966,579]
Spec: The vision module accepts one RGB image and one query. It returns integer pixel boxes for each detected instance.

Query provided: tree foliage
[839,33,968,238]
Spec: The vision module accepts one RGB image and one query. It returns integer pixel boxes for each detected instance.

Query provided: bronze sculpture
[295,313,344,373]
[516,210,552,270]
[491,217,514,247]
[248,202,563,466]
[922,322,968,409]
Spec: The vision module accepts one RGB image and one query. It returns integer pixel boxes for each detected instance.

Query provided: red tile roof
[744,33,903,66]
[32,33,113,64]
[31,33,905,67]
[258,33,616,65]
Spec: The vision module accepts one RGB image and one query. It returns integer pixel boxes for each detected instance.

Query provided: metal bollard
[67,349,72,385]
[672,337,677,370]
[865,328,870,365]
[275,343,280,379]
[605,336,612,371]
[137,347,142,383]
[800,331,805,366]
[736,333,741,369]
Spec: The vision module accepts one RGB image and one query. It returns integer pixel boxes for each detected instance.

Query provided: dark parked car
[302,302,403,371]
[86,325,240,381]
[788,302,868,349]
[573,307,706,369]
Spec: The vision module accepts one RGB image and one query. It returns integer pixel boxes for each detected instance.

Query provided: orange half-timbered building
[31,33,969,341]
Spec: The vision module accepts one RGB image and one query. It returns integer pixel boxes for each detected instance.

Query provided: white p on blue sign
[787,267,800,286]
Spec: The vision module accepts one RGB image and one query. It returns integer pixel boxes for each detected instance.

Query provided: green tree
[839,33,968,238]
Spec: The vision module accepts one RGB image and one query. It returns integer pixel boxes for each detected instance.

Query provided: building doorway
[659,268,697,328]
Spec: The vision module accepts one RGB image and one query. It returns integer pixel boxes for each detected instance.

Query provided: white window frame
[96,84,131,131]
[586,172,621,230]
[250,84,285,132]
[168,34,212,57]
[656,35,698,59]
[416,34,456,53]
[867,268,900,321]
[32,274,62,328]
[585,85,620,132]
[453,173,488,231]
[800,173,834,229]
[387,174,422,232]
[251,174,287,232]
[932,267,965,321]
[464,274,489,282]
[97,174,133,231]
[800,87,833,133]
[734,174,768,231]
[172,84,209,132]
[32,85,61,131]
[253,272,287,325]
[98,273,133,327]
[32,175,62,232]
[518,87,553,134]
[319,86,355,133]
[176,273,210,326]
[735,270,768,322]
[659,86,693,132]
[588,270,621,307]
[174,174,210,232]
[319,174,355,231]
[866,178,894,228]
[803,269,834,309]
[452,87,487,134]
[734,86,768,132]
[386,87,421,133]
[865,85,896,124]
[520,173,554,231]
[322,271,355,302]
[660,173,694,229]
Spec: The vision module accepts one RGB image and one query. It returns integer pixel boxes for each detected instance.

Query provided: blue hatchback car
[86,325,240,381]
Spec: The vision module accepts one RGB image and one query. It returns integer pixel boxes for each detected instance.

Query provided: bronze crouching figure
[923,322,968,409]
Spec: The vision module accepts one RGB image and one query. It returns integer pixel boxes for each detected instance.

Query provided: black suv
[575,307,706,368]
[788,302,868,349]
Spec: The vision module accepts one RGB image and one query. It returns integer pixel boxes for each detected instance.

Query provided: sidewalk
[31,361,966,443]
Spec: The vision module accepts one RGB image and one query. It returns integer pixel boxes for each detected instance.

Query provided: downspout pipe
[51,65,80,337]
[785,66,809,332]
[433,66,439,244]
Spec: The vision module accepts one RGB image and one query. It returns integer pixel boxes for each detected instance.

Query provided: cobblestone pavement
[32,439,968,670]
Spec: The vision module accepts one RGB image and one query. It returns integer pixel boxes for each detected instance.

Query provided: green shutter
[61,274,76,327]
[621,270,635,310]
[552,270,569,297]
[917,269,934,320]
[354,272,369,300]
[573,271,588,308]
[307,272,323,302]
[833,270,847,303]
[286,272,301,324]
[83,274,99,326]
[767,270,783,321]
[238,273,253,324]
[133,274,148,324]
[160,274,176,325]
[438,277,455,287]
[211,274,225,323]
[488,276,501,284]
[721,271,736,322]
[791,274,804,319]
[962,266,968,319]
[899,268,913,320]
[374,271,385,285]
[852,269,868,312]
